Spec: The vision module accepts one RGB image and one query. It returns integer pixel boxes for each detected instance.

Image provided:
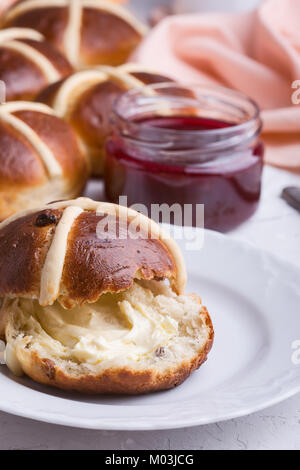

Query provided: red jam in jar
[105,84,264,232]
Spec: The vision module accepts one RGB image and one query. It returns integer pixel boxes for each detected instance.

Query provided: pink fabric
[134,0,300,170]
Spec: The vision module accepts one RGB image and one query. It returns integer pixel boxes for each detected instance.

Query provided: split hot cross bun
[37,64,172,175]
[0,198,214,394]
[0,28,73,101]
[1,0,147,69]
[0,102,89,220]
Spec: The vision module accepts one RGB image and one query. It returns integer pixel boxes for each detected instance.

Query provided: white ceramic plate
[0,228,300,430]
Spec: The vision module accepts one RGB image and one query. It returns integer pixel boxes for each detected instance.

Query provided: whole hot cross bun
[37,64,172,175]
[0,102,89,220]
[1,0,147,69]
[0,28,73,101]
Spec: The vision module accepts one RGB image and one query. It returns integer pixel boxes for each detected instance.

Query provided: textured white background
[1,0,300,452]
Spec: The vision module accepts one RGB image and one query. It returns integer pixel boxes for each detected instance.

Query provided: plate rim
[1,381,300,430]
[1,227,300,430]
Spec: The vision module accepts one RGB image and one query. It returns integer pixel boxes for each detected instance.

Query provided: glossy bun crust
[37,64,172,175]
[1,0,147,69]
[0,28,73,101]
[0,102,89,220]
[0,198,186,306]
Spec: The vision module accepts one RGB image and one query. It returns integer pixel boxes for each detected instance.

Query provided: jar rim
[110,82,263,167]
[112,82,262,139]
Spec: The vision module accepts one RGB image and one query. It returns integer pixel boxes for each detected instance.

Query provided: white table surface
[0,164,299,450]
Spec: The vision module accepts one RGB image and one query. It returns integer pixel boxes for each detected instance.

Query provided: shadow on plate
[0,364,180,406]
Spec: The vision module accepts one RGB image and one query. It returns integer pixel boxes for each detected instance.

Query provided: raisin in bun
[0,198,214,395]
[0,102,89,220]
[0,28,73,101]
[37,64,172,175]
[1,0,147,69]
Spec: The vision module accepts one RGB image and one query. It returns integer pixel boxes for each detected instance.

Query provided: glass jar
[105,83,264,232]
